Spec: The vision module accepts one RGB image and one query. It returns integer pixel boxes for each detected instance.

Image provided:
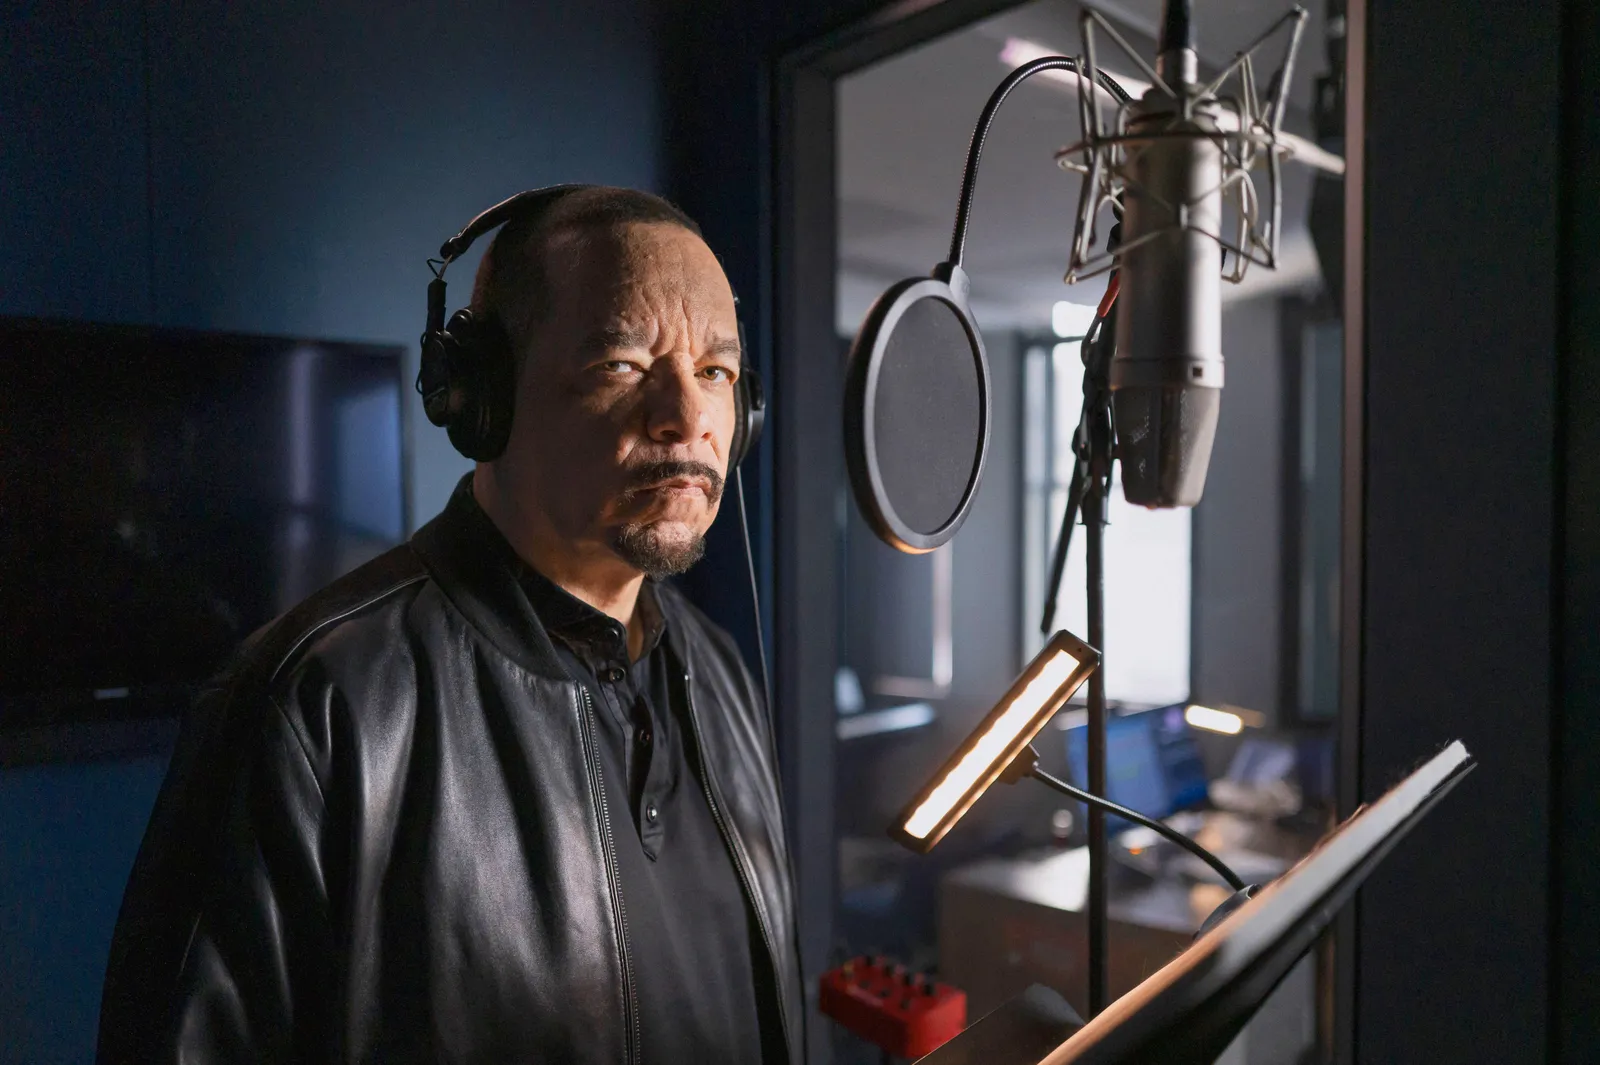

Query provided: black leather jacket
[97,484,803,1065]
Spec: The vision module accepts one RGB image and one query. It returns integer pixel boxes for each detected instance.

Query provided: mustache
[621,460,725,503]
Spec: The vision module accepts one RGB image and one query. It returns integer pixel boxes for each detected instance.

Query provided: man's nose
[642,362,712,447]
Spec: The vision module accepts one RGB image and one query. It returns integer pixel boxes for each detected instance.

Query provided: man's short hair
[469,185,703,356]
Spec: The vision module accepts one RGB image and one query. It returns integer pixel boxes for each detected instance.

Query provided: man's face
[496,221,741,578]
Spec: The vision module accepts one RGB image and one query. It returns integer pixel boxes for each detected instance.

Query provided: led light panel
[891,630,1100,853]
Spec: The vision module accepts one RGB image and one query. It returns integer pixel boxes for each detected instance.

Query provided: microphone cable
[734,464,773,718]
[735,461,811,1062]
[1039,269,1122,634]
[1003,744,1247,892]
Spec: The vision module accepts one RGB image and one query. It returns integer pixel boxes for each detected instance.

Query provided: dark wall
[0,3,662,1061]
[1355,0,1564,1059]
[1555,0,1599,1057]
[0,758,168,1065]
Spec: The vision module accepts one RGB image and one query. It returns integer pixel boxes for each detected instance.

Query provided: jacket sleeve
[121,693,341,1064]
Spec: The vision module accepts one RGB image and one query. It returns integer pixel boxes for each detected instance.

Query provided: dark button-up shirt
[510,551,767,1065]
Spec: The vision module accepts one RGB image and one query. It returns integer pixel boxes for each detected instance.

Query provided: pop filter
[843,262,990,554]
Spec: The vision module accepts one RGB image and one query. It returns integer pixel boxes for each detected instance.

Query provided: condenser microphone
[1060,0,1317,509]
[1110,0,1224,508]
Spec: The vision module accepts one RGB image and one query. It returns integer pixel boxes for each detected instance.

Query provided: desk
[939,817,1321,1064]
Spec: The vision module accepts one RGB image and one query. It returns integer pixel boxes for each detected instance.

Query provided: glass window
[1021,341,1192,708]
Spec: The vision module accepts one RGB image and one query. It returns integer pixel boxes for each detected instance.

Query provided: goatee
[611,459,723,579]
[612,524,707,579]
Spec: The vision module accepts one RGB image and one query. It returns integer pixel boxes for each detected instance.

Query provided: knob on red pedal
[819,955,967,1059]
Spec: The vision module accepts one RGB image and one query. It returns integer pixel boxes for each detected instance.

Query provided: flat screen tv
[0,318,407,757]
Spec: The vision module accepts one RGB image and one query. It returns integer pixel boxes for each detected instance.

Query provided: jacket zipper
[574,685,642,1065]
[682,671,795,1061]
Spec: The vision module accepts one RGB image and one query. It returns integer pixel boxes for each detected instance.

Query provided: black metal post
[1079,278,1118,1019]
[1082,468,1109,1017]
[1040,264,1119,1019]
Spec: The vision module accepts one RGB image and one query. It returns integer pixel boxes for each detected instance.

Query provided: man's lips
[636,478,709,495]
[620,459,725,506]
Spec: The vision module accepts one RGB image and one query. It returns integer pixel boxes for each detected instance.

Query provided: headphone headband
[435,184,591,268]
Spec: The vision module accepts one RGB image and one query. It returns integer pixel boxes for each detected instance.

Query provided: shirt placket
[585,628,668,859]
[631,654,668,859]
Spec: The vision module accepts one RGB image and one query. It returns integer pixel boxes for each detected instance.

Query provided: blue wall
[0,2,662,1060]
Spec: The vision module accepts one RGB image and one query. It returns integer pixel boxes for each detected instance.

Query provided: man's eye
[701,366,735,382]
[602,360,640,375]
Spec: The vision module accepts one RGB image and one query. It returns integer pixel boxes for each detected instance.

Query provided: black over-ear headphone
[417,185,765,466]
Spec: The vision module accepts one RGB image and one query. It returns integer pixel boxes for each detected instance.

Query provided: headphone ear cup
[418,331,455,429]
[733,364,766,467]
[440,309,516,462]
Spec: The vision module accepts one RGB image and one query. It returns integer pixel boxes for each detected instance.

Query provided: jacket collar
[410,475,573,681]
[411,475,686,681]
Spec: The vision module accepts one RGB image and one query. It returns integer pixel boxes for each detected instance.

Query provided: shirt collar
[445,477,670,664]
[519,564,667,662]
[450,491,668,665]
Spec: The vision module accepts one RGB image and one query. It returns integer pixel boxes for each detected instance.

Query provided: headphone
[417,185,765,466]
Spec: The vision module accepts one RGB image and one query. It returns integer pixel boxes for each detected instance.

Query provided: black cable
[1039,453,1086,635]
[948,57,1133,266]
[1038,209,1122,636]
[1039,266,1119,636]
[1039,313,1101,635]
[1023,761,1247,892]
[736,462,810,1061]
[734,465,774,733]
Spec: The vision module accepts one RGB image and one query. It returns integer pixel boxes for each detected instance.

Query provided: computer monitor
[0,317,407,757]
[1063,705,1209,832]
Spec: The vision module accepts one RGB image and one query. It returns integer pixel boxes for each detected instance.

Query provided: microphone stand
[1083,296,1116,1018]
[1041,268,1120,1017]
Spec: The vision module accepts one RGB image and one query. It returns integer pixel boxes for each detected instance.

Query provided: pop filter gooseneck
[844,58,1133,554]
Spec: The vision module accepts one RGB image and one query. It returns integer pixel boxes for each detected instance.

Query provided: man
[97,186,802,1065]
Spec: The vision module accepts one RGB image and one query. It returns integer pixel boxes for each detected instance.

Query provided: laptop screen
[1063,705,1208,830]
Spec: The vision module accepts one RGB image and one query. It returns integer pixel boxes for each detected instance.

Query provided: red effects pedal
[818,955,967,1059]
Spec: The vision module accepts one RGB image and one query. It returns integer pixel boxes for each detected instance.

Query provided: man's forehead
[557,222,730,295]
[553,229,733,344]
[517,223,731,363]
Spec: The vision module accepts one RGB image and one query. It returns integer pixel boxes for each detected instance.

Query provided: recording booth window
[1018,330,1192,710]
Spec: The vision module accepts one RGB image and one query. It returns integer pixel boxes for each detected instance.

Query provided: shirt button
[602,666,625,683]
[638,728,653,747]
[645,802,660,824]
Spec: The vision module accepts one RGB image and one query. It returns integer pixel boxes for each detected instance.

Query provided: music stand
[918,741,1475,1065]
